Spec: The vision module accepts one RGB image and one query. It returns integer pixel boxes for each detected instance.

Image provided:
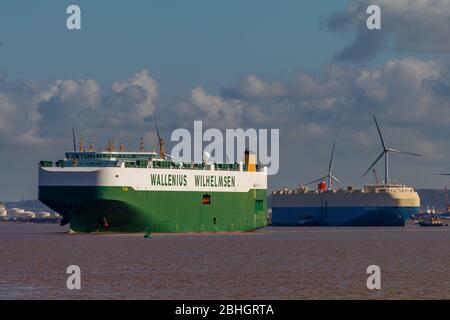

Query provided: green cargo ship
[38,145,267,233]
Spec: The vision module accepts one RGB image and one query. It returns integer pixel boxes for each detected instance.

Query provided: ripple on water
[0,223,448,299]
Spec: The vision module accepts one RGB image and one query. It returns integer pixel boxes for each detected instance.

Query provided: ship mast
[139,137,145,152]
[155,121,165,159]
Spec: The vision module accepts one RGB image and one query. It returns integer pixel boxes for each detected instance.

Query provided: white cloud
[112,69,158,119]
[223,74,285,99]
[0,77,39,142]
[225,58,448,127]
[40,79,101,108]
[1,59,448,150]
[327,0,450,61]
[0,70,160,147]
[2,59,450,199]
[190,86,243,127]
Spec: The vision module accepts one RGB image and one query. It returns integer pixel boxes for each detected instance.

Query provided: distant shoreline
[2,188,450,214]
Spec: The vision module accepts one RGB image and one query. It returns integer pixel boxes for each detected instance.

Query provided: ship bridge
[363,184,417,194]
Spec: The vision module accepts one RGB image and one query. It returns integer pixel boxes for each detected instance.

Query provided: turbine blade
[328,140,335,176]
[155,120,161,143]
[373,115,387,150]
[72,128,77,152]
[304,177,325,186]
[434,173,450,176]
[387,148,421,157]
[331,175,344,186]
[362,151,385,177]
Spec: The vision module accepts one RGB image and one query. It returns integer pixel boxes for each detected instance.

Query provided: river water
[0,222,448,299]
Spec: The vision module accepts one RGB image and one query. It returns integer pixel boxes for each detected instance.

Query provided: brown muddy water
[0,222,448,300]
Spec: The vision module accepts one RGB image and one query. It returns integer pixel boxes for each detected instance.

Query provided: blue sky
[1,1,350,91]
[2,0,450,200]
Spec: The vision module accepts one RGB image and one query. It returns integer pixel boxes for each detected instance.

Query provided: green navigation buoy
[144,228,152,238]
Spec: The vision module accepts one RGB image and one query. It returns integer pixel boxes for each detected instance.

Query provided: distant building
[0,202,6,216]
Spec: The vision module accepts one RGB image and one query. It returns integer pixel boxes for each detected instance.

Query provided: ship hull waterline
[39,186,268,233]
[271,206,419,227]
[270,186,420,227]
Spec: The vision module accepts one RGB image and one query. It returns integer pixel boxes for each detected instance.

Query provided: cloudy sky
[2,0,450,200]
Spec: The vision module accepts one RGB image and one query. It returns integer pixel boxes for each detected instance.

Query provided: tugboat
[419,216,448,227]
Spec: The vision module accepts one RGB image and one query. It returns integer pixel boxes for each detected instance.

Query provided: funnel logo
[170,121,279,175]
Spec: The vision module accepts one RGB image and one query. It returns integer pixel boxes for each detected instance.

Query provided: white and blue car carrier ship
[271,116,421,227]
[271,184,420,226]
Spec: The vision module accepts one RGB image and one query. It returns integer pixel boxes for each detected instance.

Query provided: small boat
[144,228,152,238]
[419,216,448,227]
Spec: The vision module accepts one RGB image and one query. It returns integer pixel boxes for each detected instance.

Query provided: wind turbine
[362,115,421,185]
[305,140,343,190]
